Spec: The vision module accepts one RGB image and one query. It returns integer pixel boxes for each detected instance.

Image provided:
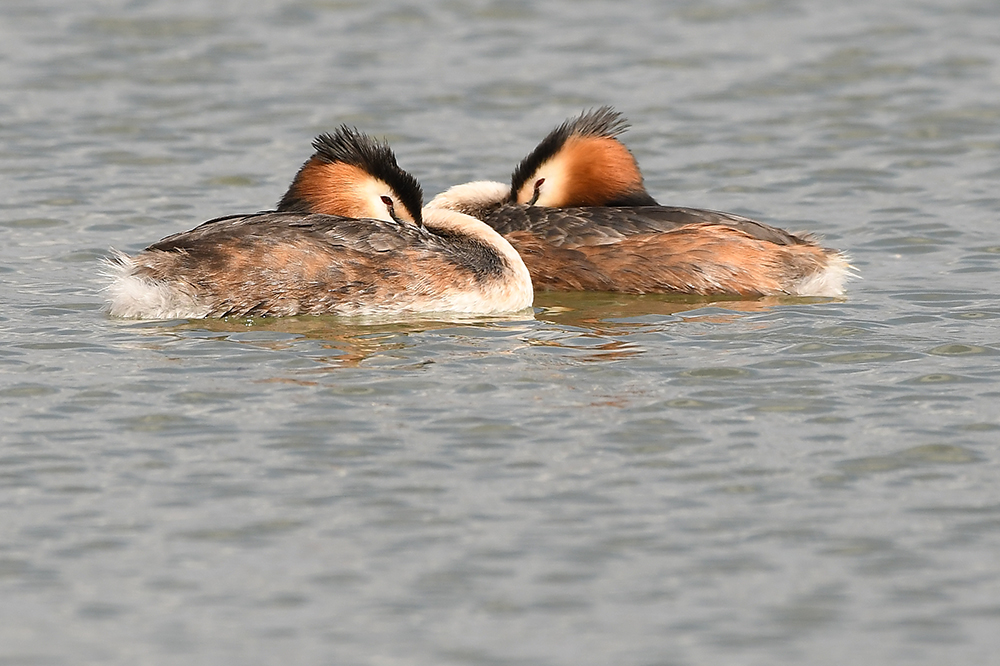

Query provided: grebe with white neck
[104,127,532,319]
[427,107,850,297]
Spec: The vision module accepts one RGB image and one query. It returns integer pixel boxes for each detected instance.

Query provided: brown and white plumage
[427,107,851,297]
[104,127,532,319]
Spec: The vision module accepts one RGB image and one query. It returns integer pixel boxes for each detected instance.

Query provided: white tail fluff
[101,250,209,320]
[793,251,853,297]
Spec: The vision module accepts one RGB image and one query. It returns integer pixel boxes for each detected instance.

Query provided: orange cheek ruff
[519,136,648,207]
[560,137,646,207]
[288,160,373,218]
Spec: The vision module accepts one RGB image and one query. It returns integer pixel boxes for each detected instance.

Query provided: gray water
[2,1,1000,664]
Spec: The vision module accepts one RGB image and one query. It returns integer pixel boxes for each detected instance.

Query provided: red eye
[380,195,404,223]
[527,177,545,206]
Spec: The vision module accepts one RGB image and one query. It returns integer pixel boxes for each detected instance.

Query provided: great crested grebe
[104,127,532,319]
[425,107,850,296]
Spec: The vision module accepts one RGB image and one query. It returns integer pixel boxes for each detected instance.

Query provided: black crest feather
[509,107,630,200]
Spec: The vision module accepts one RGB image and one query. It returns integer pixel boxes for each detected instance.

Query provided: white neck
[426,180,510,218]
[422,207,533,311]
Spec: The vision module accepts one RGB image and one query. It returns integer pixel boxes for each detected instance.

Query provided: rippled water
[2,1,1000,664]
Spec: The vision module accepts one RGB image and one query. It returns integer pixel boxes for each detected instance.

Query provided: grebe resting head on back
[426,106,654,218]
[426,107,850,298]
[508,106,657,208]
[276,128,424,223]
[104,126,532,319]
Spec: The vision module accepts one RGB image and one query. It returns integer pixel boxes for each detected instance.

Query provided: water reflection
[111,292,826,370]
[162,311,535,369]
[533,291,814,329]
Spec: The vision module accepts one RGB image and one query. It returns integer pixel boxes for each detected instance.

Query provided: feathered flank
[105,209,533,319]
[278,125,424,224]
[483,205,851,296]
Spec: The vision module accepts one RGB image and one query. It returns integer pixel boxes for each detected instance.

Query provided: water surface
[2,1,1000,664]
